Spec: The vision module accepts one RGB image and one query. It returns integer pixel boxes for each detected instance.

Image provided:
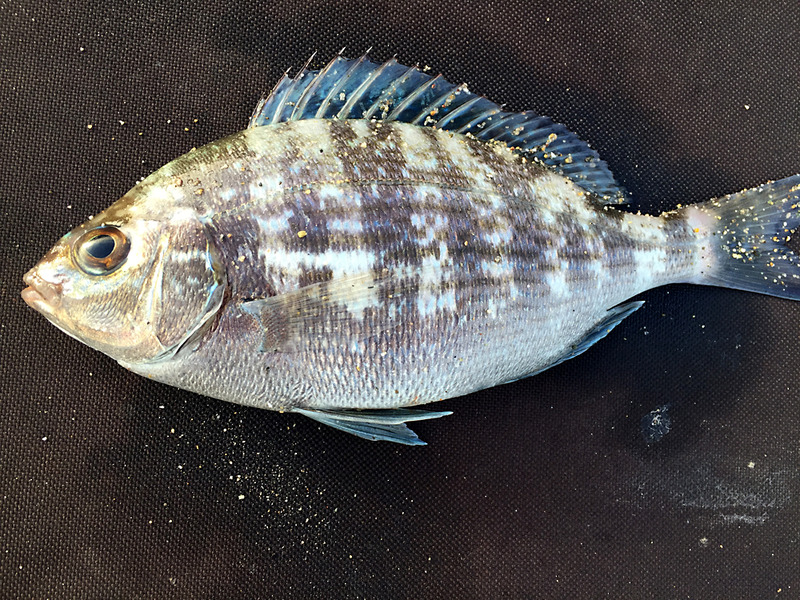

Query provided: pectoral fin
[239,263,447,354]
[293,407,452,445]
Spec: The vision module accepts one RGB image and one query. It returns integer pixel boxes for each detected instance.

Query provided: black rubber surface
[2,1,799,598]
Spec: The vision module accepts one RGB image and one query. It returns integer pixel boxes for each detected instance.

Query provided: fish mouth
[21,270,63,314]
[21,286,46,307]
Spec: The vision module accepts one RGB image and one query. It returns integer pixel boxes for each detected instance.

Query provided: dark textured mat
[2,1,798,598]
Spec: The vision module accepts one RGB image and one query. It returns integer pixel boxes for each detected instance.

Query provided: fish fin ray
[315,54,374,119]
[558,301,645,364]
[248,54,320,127]
[337,57,406,120]
[249,54,627,202]
[293,407,452,445]
[685,175,800,300]
[515,300,645,380]
[248,70,302,127]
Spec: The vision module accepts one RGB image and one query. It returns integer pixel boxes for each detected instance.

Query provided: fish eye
[85,235,116,259]
[74,226,130,275]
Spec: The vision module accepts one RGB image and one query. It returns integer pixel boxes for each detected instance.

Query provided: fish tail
[683,175,800,300]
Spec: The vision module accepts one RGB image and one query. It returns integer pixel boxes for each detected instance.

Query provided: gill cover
[142,219,226,361]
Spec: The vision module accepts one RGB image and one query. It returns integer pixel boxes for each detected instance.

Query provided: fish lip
[21,270,63,312]
[21,285,50,312]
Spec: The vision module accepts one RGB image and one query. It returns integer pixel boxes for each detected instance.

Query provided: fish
[21,54,800,445]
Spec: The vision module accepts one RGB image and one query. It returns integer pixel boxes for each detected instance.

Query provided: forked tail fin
[684,175,800,300]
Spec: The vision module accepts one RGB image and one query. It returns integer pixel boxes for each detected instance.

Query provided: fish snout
[22,269,64,311]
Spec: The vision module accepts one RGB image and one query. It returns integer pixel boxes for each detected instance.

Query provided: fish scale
[22,55,800,445]
[123,119,694,409]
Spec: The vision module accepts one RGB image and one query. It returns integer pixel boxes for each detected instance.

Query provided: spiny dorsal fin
[249,54,627,203]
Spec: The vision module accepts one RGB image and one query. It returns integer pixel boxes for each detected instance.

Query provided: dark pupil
[85,234,116,259]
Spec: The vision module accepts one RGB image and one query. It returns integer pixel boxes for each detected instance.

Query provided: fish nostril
[22,269,36,287]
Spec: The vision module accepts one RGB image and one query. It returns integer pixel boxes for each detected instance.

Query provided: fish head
[22,188,227,365]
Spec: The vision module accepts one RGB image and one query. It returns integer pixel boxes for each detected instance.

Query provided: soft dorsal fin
[249,54,627,203]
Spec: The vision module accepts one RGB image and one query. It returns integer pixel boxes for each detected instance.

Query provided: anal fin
[293,407,452,445]
[520,300,645,380]
[558,300,645,364]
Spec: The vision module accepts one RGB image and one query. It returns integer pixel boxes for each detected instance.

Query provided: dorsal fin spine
[316,54,369,119]
[336,59,383,119]
[357,58,404,120]
[410,78,455,126]
[286,53,319,120]
[250,73,285,125]
[292,56,341,120]
[362,63,418,120]
[267,74,293,124]
[386,76,438,121]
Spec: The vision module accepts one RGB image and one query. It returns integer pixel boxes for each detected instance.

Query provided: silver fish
[22,55,800,444]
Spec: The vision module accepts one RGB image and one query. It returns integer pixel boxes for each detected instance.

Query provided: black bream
[21,55,800,444]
